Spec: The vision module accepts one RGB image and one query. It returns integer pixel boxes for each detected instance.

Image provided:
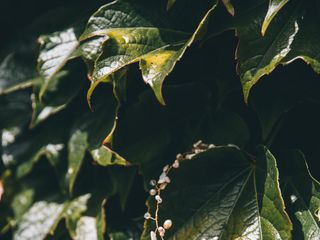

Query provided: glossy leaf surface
[142,146,292,239]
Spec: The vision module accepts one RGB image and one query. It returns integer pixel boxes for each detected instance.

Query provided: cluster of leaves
[1,0,320,239]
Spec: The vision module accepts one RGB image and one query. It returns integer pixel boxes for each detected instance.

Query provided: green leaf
[0,53,39,96]
[0,35,39,97]
[0,92,32,130]
[16,143,65,179]
[142,146,292,239]
[280,150,320,239]
[30,71,69,127]
[80,0,218,105]
[80,36,109,79]
[221,0,235,16]
[166,0,176,11]
[109,167,137,210]
[282,1,320,75]
[67,130,88,194]
[13,201,65,240]
[65,194,91,238]
[234,0,300,102]
[13,194,91,240]
[90,147,127,167]
[228,0,320,102]
[108,83,249,181]
[66,195,107,240]
[262,0,289,35]
[37,28,79,98]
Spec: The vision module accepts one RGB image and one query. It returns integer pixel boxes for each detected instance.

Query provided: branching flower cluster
[144,140,216,240]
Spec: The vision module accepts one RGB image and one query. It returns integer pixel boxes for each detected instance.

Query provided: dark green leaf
[280,151,320,239]
[234,0,300,102]
[142,146,291,239]
[166,0,176,11]
[229,0,320,102]
[67,130,88,194]
[282,2,320,75]
[109,83,249,180]
[109,167,137,210]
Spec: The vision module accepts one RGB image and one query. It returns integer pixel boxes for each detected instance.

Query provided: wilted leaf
[142,146,292,239]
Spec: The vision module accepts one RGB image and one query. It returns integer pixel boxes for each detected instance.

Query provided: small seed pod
[149,189,157,196]
[194,148,203,154]
[193,140,202,148]
[164,176,171,183]
[144,212,151,219]
[163,219,173,229]
[163,164,169,172]
[158,172,167,184]
[150,179,157,186]
[150,231,157,240]
[155,195,162,204]
[185,153,195,160]
[176,153,183,160]
[172,160,179,168]
[159,183,167,190]
[158,226,166,237]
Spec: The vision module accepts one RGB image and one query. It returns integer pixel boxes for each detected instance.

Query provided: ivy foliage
[1,0,320,239]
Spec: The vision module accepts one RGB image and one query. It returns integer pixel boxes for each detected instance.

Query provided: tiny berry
[149,189,157,196]
[176,153,183,160]
[158,172,167,184]
[185,153,195,160]
[195,149,202,154]
[150,179,157,186]
[159,183,167,190]
[150,231,157,240]
[193,140,202,148]
[158,226,165,237]
[164,176,171,183]
[155,195,162,203]
[163,164,169,172]
[144,212,151,219]
[172,160,179,168]
[163,219,173,229]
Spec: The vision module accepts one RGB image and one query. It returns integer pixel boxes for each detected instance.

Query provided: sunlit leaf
[13,194,90,240]
[80,0,218,105]
[262,0,289,35]
[38,28,79,98]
